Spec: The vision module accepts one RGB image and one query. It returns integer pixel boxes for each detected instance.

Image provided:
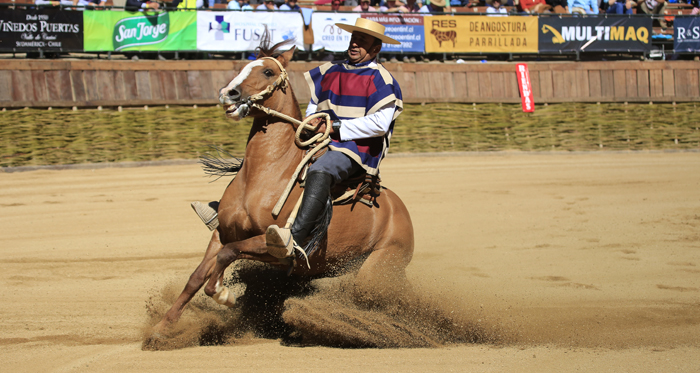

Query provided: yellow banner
[424,16,539,53]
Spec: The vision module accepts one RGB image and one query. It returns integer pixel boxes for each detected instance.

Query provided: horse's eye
[263,69,274,78]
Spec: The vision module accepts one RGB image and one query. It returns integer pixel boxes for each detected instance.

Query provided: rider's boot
[191,201,220,231]
[266,171,333,258]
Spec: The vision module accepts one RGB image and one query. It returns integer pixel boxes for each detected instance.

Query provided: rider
[265,18,403,259]
[192,19,403,259]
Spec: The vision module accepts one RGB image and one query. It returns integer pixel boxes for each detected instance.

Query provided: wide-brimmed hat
[335,18,400,45]
[430,0,446,7]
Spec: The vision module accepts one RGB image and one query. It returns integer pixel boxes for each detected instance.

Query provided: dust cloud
[142,261,500,350]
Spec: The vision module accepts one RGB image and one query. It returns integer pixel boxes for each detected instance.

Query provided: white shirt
[486,6,508,15]
[305,101,396,141]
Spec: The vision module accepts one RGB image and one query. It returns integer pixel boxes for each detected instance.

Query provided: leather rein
[241,57,332,218]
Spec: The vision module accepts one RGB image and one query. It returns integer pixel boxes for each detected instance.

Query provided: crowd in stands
[25,0,700,25]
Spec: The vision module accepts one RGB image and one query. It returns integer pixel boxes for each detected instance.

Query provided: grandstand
[0,0,697,61]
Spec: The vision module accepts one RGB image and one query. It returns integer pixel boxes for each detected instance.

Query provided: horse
[147,38,414,344]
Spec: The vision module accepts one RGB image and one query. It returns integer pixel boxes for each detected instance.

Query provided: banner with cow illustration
[538,16,652,52]
[424,15,538,53]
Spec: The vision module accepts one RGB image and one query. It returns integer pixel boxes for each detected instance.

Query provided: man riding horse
[148,23,413,343]
[196,18,403,259]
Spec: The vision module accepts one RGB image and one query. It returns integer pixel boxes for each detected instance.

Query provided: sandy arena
[1,152,699,372]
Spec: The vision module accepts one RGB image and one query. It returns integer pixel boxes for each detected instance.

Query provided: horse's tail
[302,195,333,258]
[199,146,243,182]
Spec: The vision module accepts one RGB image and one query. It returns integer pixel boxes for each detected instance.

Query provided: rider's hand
[304,117,334,134]
[306,117,323,128]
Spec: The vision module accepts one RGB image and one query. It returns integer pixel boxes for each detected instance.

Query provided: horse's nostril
[228,89,239,97]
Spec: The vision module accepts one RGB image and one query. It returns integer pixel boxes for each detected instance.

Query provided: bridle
[240,57,331,149]
[235,57,333,224]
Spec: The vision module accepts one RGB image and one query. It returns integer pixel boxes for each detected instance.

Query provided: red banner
[516,63,534,113]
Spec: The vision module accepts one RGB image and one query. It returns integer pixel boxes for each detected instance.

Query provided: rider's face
[347,31,380,65]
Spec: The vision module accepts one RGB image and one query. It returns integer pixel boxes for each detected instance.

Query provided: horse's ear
[278,46,296,68]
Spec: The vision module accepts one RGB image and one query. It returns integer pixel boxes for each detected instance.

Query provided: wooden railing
[1,60,698,108]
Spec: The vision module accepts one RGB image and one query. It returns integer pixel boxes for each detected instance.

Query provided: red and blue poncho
[304,59,403,176]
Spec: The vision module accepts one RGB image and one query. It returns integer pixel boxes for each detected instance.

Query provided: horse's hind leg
[151,230,224,335]
[353,241,414,306]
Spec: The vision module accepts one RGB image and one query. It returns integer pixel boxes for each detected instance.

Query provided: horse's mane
[255,27,296,59]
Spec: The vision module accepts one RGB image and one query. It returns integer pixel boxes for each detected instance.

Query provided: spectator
[169,0,204,7]
[353,0,377,10]
[279,0,301,9]
[256,0,278,9]
[126,0,160,9]
[637,0,667,28]
[546,0,568,12]
[606,0,634,13]
[381,0,409,11]
[486,0,508,13]
[514,0,551,12]
[74,0,107,7]
[404,0,422,11]
[229,0,255,8]
[568,0,599,13]
[419,0,446,12]
[35,0,74,6]
[690,0,699,14]
[330,0,343,10]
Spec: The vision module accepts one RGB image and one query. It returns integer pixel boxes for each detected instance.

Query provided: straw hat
[430,0,446,7]
[335,18,400,45]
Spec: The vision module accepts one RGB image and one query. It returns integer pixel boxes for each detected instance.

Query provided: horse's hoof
[213,285,236,308]
[142,331,169,351]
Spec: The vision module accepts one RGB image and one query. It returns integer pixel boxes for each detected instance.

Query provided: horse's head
[219,46,297,121]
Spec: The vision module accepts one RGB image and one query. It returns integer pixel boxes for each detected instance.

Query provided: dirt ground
[1,152,699,372]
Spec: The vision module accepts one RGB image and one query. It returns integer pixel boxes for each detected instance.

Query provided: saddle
[331,173,382,208]
[301,147,382,208]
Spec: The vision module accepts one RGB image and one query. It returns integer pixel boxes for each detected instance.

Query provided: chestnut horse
[149,41,414,340]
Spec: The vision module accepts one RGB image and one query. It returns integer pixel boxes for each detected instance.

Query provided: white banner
[311,12,360,52]
[197,11,304,51]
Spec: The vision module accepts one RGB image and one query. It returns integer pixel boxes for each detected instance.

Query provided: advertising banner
[197,11,304,51]
[0,9,82,51]
[311,12,361,52]
[83,10,196,52]
[361,13,424,53]
[424,16,538,53]
[673,17,700,52]
[516,63,534,113]
[539,16,652,52]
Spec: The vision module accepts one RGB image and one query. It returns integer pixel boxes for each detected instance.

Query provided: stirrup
[266,225,311,269]
[191,201,219,231]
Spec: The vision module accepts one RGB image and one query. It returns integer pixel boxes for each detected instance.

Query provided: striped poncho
[304,59,403,176]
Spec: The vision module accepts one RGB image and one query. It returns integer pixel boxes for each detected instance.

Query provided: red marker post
[516,63,534,113]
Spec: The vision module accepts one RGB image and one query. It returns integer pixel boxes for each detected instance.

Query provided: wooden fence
[1,60,699,108]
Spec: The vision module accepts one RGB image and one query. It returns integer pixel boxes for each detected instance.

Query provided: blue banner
[362,14,425,54]
[674,17,700,52]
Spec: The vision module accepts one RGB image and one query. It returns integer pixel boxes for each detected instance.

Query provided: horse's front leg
[151,230,223,336]
[203,234,271,304]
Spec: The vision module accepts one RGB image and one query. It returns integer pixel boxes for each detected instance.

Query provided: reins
[245,57,332,226]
